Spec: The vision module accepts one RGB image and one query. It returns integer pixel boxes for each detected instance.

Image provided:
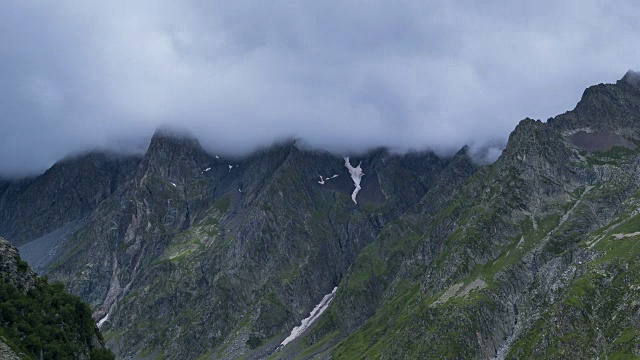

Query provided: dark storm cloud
[1,0,639,177]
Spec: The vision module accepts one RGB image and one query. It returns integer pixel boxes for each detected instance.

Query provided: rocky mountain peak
[448,145,475,167]
[147,129,206,157]
[538,70,640,136]
[620,69,640,87]
[140,129,214,181]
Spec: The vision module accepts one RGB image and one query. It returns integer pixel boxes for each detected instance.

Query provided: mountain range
[1,70,640,359]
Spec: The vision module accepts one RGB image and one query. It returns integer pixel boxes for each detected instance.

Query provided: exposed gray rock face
[0,152,140,245]
[0,236,37,290]
[0,340,20,360]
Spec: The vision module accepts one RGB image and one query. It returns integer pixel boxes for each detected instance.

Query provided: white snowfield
[203,167,211,172]
[97,313,109,329]
[344,157,364,203]
[278,287,338,349]
[318,174,339,185]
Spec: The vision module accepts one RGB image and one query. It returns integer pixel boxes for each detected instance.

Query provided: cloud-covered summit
[1,1,639,177]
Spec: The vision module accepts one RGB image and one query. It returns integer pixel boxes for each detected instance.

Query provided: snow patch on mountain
[344,157,364,203]
[318,174,338,185]
[97,313,109,329]
[278,287,337,349]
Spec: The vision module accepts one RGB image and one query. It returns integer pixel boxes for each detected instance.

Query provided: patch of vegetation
[594,146,638,159]
[362,202,393,216]
[296,330,340,359]
[250,292,290,344]
[562,271,601,308]
[612,212,640,234]
[0,278,115,360]
[331,281,495,359]
[586,146,638,166]
[212,194,231,213]
[246,336,262,349]
[592,235,640,263]
[510,246,640,358]
[13,255,29,273]
[90,348,117,360]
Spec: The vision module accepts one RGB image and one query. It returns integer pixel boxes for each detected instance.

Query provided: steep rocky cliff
[0,153,140,247]
[2,71,640,359]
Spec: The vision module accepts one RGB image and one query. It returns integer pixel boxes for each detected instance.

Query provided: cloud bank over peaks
[1,1,639,177]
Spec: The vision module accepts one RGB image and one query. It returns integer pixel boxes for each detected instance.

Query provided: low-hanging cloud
[1,0,639,177]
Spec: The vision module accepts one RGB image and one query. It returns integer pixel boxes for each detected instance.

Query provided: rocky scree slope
[1,130,473,359]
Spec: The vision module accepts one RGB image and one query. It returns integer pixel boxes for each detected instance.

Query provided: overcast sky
[1,1,639,177]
